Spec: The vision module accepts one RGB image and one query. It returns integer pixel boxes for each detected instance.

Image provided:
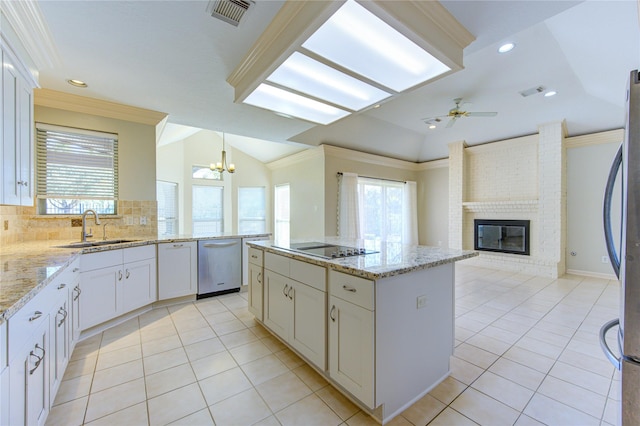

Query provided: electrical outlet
[125,217,134,226]
[71,218,83,227]
[417,295,428,309]
[3,220,8,231]
[140,216,147,225]
[602,256,609,264]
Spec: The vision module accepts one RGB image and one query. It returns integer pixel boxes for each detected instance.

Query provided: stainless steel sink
[55,239,139,248]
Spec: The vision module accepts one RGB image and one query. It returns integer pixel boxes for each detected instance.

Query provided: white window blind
[157,180,178,236]
[36,123,118,214]
[238,187,266,233]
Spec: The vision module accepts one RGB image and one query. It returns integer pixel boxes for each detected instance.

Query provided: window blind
[36,124,119,201]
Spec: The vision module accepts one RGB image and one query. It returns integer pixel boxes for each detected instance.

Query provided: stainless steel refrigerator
[601,69,640,426]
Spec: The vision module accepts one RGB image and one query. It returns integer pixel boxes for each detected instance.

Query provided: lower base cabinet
[157,242,197,300]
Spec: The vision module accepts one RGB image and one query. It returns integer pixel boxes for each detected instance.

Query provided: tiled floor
[46,262,621,426]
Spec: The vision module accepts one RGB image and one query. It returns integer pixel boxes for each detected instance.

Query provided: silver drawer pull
[29,311,43,322]
[57,283,66,290]
[29,344,45,375]
[73,285,81,301]
[173,244,184,248]
[330,305,336,322]
[251,254,258,259]
[257,272,262,284]
[283,284,289,297]
[58,308,68,327]
[126,269,130,279]
[342,285,357,293]
[73,268,80,273]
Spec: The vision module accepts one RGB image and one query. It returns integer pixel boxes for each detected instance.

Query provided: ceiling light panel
[244,83,350,125]
[266,52,391,111]
[302,0,451,92]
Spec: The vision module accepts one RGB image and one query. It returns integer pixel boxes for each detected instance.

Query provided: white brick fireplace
[448,122,567,278]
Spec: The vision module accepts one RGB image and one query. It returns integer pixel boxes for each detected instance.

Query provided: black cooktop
[277,242,378,259]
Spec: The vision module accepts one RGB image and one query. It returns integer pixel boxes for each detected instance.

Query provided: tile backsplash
[0,200,158,246]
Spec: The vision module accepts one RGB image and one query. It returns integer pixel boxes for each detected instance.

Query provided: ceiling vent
[519,86,545,97]
[207,0,254,26]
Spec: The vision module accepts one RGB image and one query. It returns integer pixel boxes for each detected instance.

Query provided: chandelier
[210,133,235,174]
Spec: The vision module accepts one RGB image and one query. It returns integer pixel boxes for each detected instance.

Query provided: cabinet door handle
[288,286,294,300]
[330,305,336,322]
[73,286,81,301]
[126,269,130,279]
[173,244,184,248]
[118,270,123,281]
[257,272,262,284]
[251,254,258,259]
[58,307,68,327]
[29,344,45,375]
[73,268,80,273]
[57,283,66,290]
[283,284,289,297]
[342,285,357,293]
[29,311,43,322]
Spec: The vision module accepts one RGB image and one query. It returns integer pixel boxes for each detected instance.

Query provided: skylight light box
[228,0,475,125]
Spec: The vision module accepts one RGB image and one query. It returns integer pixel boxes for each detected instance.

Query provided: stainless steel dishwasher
[197,238,241,298]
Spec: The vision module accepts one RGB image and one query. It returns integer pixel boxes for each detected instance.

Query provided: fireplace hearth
[474,219,530,255]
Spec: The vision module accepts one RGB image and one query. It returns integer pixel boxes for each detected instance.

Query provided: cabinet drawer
[329,270,374,310]
[56,258,80,289]
[7,285,54,362]
[124,244,155,263]
[248,247,263,267]
[81,249,122,271]
[290,259,326,292]
[265,252,289,276]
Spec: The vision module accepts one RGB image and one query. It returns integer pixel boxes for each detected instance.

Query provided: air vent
[519,86,545,97]
[207,0,253,26]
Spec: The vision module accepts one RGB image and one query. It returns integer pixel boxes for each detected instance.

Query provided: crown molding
[34,89,168,126]
[322,144,421,171]
[466,134,538,154]
[267,145,325,170]
[565,129,624,148]
[416,158,449,170]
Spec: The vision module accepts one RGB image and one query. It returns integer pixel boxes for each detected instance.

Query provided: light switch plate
[417,295,428,309]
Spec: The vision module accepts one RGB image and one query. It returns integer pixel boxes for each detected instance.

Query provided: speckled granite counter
[248,238,478,280]
[0,233,269,323]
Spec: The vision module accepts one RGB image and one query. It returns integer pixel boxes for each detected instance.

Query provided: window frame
[274,183,290,242]
[157,180,179,236]
[192,184,224,234]
[238,186,266,234]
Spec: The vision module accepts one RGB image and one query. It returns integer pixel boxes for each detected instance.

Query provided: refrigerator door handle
[603,144,622,278]
[599,318,621,370]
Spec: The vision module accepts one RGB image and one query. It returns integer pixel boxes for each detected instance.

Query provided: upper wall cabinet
[1,45,35,206]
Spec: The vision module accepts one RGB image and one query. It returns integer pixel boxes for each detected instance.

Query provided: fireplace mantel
[462,200,538,213]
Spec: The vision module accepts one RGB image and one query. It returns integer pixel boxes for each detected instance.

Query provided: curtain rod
[337,172,406,184]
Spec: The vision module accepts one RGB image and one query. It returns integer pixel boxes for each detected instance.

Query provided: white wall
[417,164,449,247]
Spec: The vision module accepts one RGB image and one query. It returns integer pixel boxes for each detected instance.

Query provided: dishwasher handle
[202,241,239,248]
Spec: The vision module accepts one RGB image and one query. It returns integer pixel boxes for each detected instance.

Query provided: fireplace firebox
[474,219,530,255]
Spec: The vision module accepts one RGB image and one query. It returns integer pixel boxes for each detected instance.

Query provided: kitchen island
[246,238,477,424]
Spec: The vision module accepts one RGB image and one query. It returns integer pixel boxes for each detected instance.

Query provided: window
[192,165,222,181]
[358,177,403,242]
[192,185,223,234]
[238,187,266,233]
[36,123,118,214]
[157,181,178,236]
[274,184,290,241]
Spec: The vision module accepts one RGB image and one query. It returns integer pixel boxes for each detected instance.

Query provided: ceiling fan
[422,98,497,128]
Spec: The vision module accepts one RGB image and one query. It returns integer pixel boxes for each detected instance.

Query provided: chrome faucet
[81,209,101,242]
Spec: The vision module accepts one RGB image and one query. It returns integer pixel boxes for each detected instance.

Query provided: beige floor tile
[315,385,359,421]
[99,332,141,354]
[292,364,329,391]
[451,387,520,426]
[173,316,210,334]
[252,415,282,426]
[487,357,545,391]
[184,337,226,362]
[241,354,290,386]
[256,371,312,413]
[428,407,478,426]
[219,294,249,310]
[523,393,600,426]
[64,355,98,380]
[45,395,88,426]
[345,411,380,425]
[212,318,247,335]
[205,310,236,324]
[382,414,413,426]
[167,408,215,425]
[219,328,258,348]
[548,361,612,396]
[602,398,619,425]
[275,393,342,426]
[191,350,238,380]
[514,413,547,426]
[91,359,144,393]
[101,318,139,341]
[141,333,183,357]
[537,375,606,419]
[140,322,179,343]
[145,362,197,399]
[143,347,188,375]
[229,340,273,365]
[454,343,500,369]
[195,299,229,315]
[558,348,615,378]
[514,336,564,360]
[274,348,305,369]
[85,402,148,426]
[449,356,484,385]
[178,325,216,346]
[138,306,171,327]
[71,337,101,361]
[249,324,273,338]
[465,334,512,355]
[401,393,445,426]
[502,346,555,374]
[261,335,287,352]
[471,371,534,411]
[95,344,142,371]
[148,382,207,426]
[198,366,253,406]
[209,388,272,426]
[85,378,146,423]
[53,373,93,406]
[428,376,467,405]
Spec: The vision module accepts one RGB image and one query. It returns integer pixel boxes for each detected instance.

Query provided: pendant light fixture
[210,133,236,174]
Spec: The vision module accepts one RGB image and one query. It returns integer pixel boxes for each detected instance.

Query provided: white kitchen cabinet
[1,47,34,206]
[242,236,269,286]
[49,282,70,400]
[262,253,326,369]
[0,321,8,426]
[80,245,156,330]
[247,247,263,320]
[157,241,197,300]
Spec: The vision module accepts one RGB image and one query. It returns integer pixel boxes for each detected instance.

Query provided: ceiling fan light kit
[422,97,497,128]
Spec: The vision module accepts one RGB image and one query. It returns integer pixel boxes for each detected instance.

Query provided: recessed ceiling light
[544,90,557,97]
[498,42,515,54]
[428,124,436,129]
[67,79,87,88]
[373,104,381,109]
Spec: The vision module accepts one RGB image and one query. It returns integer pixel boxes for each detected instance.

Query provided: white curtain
[338,172,361,239]
[402,181,418,245]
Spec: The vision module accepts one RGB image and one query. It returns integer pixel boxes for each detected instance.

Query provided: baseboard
[565,269,617,280]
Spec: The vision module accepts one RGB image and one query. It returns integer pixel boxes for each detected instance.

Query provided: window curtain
[338,172,361,239]
[402,181,418,245]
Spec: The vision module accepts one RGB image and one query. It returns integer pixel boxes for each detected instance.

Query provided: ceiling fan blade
[466,111,497,117]
[446,117,457,128]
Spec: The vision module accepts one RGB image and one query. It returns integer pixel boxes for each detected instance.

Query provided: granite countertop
[0,233,270,323]
[248,238,478,280]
